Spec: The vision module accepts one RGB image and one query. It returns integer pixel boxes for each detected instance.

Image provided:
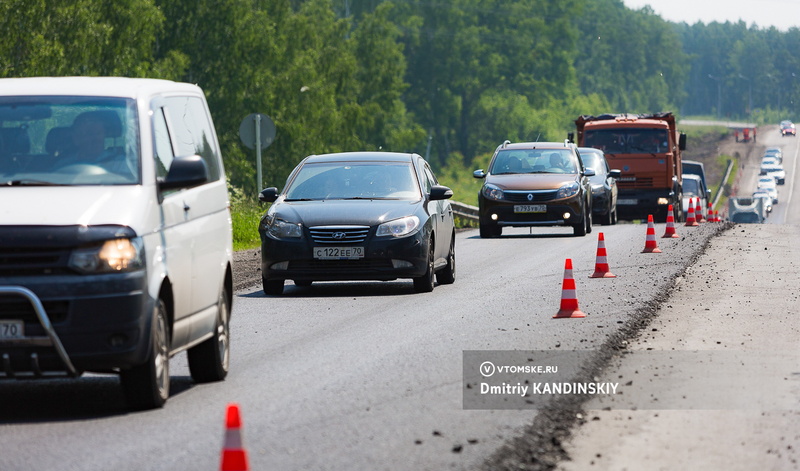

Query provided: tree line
[2,0,798,192]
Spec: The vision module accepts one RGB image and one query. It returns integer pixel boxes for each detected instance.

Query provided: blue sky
[621,0,800,31]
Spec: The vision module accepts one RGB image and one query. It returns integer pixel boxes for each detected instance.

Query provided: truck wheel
[188,287,230,383]
[121,298,170,410]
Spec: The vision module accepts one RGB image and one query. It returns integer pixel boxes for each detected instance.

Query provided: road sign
[239,113,276,190]
[239,113,275,150]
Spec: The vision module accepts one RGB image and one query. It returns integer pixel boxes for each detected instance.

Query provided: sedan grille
[504,190,559,202]
[309,226,370,244]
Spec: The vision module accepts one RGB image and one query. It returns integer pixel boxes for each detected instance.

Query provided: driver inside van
[59,111,134,178]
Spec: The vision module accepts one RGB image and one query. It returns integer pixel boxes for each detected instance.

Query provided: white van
[0,77,234,409]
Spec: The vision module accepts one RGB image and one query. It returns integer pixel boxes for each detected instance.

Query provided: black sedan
[258,152,456,295]
[578,147,621,225]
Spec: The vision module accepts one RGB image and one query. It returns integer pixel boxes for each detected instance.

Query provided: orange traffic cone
[695,198,705,222]
[554,258,586,318]
[713,210,720,222]
[706,201,713,221]
[589,232,616,278]
[221,403,249,471]
[642,214,662,253]
[685,198,699,226]
[662,204,680,238]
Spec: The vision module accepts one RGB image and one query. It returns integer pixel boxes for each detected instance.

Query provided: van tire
[121,298,170,410]
[188,287,230,383]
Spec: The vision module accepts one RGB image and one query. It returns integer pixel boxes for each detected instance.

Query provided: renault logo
[332,232,347,240]
[527,193,534,201]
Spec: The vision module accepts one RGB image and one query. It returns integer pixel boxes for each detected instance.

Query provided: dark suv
[473,141,594,237]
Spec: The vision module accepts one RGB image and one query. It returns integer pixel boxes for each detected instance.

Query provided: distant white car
[763,147,783,164]
[681,174,708,217]
[757,176,779,203]
[752,190,773,214]
[760,163,786,185]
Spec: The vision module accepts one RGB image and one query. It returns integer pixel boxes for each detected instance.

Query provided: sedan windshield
[0,96,139,185]
[284,162,421,200]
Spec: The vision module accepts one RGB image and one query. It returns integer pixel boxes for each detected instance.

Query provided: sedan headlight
[482,183,504,201]
[69,237,144,274]
[376,216,420,238]
[267,217,303,239]
[556,182,580,199]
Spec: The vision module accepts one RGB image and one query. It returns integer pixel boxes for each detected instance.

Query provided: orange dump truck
[573,112,687,221]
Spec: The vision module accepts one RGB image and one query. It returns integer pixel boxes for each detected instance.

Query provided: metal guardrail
[450,201,479,221]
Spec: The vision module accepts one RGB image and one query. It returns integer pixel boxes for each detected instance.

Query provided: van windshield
[0,97,139,185]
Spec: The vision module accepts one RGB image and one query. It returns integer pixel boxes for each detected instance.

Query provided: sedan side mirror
[583,168,596,177]
[429,185,453,201]
[259,187,280,203]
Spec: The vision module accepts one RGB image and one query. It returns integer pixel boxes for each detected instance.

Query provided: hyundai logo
[527,193,534,201]
[332,232,347,240]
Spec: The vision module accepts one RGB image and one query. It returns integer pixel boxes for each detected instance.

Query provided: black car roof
[304,152,416,163]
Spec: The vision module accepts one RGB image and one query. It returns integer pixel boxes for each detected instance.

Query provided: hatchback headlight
[376,216,420,238]
[482,184,504,201]
[69,237,144,274]
[267,217,303,239]
[556,182,580,199]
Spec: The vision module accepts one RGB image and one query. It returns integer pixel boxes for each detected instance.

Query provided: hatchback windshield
[0,96,139,185]
[285,162,420,200]
[490,149,578,174]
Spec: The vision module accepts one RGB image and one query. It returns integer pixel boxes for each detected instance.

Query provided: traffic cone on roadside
[685,198,699,226]
[662,204,680,238]
[220,403,249,471]
[554,258,586,318]
[641,214,662,253]
[706,201,713,222]
[695,198,705,222]
[589,232,616,278]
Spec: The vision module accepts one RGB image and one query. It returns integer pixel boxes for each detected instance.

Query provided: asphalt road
[0,127,792,471]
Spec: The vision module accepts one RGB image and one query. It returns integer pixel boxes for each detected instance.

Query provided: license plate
[616,199,638,205]
[313,246,365,260]
[0,320,24,339]
[514,204,546,213]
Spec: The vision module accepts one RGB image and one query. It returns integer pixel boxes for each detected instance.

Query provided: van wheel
[188,287,230,383]
[263,276,284,295]
[121,298,170,410]
[413,240,435,293]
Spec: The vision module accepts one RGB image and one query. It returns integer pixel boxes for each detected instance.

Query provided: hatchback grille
[309,226,370,244]
[504,190,559,202]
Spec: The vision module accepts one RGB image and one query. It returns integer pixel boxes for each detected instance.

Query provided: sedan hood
[487,173,578,190]
[271,199,421,227]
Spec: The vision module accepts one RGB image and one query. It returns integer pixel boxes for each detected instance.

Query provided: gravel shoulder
[557,223,800,470]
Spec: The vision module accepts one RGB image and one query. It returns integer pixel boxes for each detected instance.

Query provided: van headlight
[69,238,144,274]
[556,182,580,199]
[377,216,420,237]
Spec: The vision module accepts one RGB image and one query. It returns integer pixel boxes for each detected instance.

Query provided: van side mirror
[567,132,574,143]
[158,155,208,192]
[608,169,622,179]
[473,169,486,179]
